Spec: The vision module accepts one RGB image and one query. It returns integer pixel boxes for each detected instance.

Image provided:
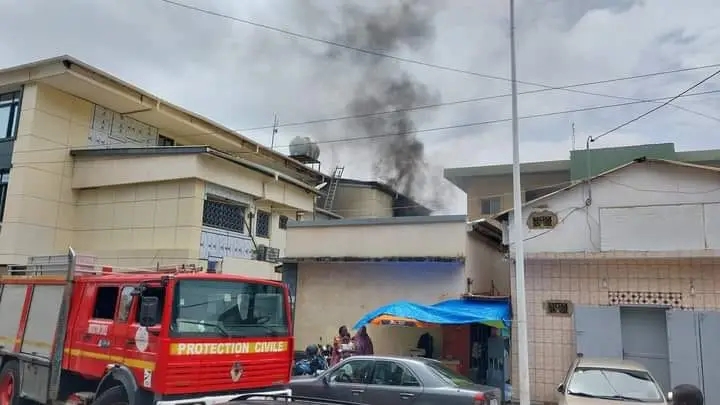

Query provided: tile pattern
[509,255,720,403]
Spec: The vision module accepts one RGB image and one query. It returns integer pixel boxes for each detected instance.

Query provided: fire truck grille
[164,357,289,393]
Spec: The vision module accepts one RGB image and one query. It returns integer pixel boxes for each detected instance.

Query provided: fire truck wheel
[93,386,129,405]
[0,360,22,405]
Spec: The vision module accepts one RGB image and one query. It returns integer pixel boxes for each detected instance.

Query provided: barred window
[202,198,246,233]
[256,210,271,238]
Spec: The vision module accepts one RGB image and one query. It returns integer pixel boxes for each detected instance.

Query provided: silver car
[290,355,501,405]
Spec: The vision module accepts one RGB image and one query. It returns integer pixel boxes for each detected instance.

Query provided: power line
[157,0,720,117]
[591,68,720,143]
[236,63,720,132]
[10,88,720,160]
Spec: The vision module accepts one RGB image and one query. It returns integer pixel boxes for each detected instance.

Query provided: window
[567,368,663,402]
[480,197,501,215]
[255,210,271,238]
[202,197,246,233]
[421,358,475,388]
[0,91,21,139]
[371,361,420,387]
[171,280,289,338]
[157,134,175,146]
[279,215,289,230]
[329,359,374,384]
[92,286,120,319]
[0,170,9,222]
[117,286,135,322]
[134,286,166,326]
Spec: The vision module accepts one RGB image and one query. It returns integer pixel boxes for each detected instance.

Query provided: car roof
[342,355,430,366]
[576,357,649,372]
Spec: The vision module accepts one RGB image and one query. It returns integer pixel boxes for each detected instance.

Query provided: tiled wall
[0,84,91,264]
[73,180,204,267]
[509,256,720,403]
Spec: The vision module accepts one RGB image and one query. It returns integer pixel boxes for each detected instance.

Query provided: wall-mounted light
[600,278,608,289]
[690,280,696,297]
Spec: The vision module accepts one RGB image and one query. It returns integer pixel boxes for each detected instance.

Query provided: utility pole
[509,1,530,405]
[270,113,279,150]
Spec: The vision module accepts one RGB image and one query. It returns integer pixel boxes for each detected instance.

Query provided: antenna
[571,122,576,151]
[270,113,279,149]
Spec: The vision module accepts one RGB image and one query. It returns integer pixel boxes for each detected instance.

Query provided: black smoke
[327,0,444,205]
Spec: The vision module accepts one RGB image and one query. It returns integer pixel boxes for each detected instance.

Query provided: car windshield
[567,367,664,402]
[421,358,475,387]
[170,280,289,338]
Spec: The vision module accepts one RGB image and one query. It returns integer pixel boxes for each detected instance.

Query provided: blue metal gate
[666,310,720,402]
[573,305,623,358]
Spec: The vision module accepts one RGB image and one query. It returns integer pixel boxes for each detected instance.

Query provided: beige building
[0,55,325,277]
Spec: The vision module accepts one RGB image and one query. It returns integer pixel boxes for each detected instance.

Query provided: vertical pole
[509,1,531,405]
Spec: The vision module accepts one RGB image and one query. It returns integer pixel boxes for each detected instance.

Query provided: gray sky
[2,0,720,214]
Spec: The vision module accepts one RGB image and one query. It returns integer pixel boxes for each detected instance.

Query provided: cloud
[1,0,720,214]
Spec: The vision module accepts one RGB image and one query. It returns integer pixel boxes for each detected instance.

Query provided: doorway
[619,307,671,393]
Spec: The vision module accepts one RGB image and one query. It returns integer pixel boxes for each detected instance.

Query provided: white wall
[506,161,720,253]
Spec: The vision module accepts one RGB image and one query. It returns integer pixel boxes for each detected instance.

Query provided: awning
[353,298,511,330]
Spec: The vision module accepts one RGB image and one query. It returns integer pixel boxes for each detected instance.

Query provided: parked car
[557,356,668,405]
[290,355,501,404]
[228,393,366,404]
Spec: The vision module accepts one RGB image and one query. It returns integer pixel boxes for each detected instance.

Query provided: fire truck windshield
[170,280,289,338]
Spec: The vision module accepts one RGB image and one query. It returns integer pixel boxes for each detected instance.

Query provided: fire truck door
[70,285,120,376]
[122,285,163,390]
[110,286,136,366]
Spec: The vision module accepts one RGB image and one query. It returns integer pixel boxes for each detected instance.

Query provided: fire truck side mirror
[139,296,159,327]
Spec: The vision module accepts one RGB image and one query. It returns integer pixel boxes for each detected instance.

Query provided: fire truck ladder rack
[322,165,344,211]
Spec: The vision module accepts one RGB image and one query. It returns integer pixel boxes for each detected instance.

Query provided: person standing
[331,325,352,366]
[671,385,704,405]
[352,326,374,355]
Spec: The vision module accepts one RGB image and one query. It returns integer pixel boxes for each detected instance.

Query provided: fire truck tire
[0,360,24,405]
[93,386,129,405]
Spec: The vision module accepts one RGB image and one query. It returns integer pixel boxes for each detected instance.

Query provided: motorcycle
[293,344,329,376]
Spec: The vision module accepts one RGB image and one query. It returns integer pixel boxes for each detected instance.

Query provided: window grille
[202,198,246,233]
[255,210,271,238]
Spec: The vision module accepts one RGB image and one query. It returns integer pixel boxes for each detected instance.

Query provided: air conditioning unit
[256,245,281,263]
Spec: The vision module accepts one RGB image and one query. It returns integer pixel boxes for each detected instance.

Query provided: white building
[493,157,720,403]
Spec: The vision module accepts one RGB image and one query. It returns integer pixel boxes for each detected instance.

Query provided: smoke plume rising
[325,0,446,207]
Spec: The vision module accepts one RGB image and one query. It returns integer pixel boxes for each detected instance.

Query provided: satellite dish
[315,182,328,190]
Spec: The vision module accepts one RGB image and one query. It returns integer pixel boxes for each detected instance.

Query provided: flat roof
[282,256,465,263]
[444,146,720,184]
[70,146,322,194]
[287,214,466,228]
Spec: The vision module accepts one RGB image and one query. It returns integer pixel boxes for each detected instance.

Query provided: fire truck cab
[0,250,294,405]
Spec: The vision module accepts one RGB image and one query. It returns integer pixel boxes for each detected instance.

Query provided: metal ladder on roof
[323,166,344,211]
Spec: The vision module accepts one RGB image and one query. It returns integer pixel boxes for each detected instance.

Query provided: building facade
[0,56,322,277]
[445,142,720,220]
[495,158,720,403]
[282,215,508,356]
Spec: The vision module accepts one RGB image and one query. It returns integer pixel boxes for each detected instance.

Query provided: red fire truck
[0,249,294,405]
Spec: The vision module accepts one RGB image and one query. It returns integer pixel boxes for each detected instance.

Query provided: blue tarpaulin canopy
[353,298,511,330]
